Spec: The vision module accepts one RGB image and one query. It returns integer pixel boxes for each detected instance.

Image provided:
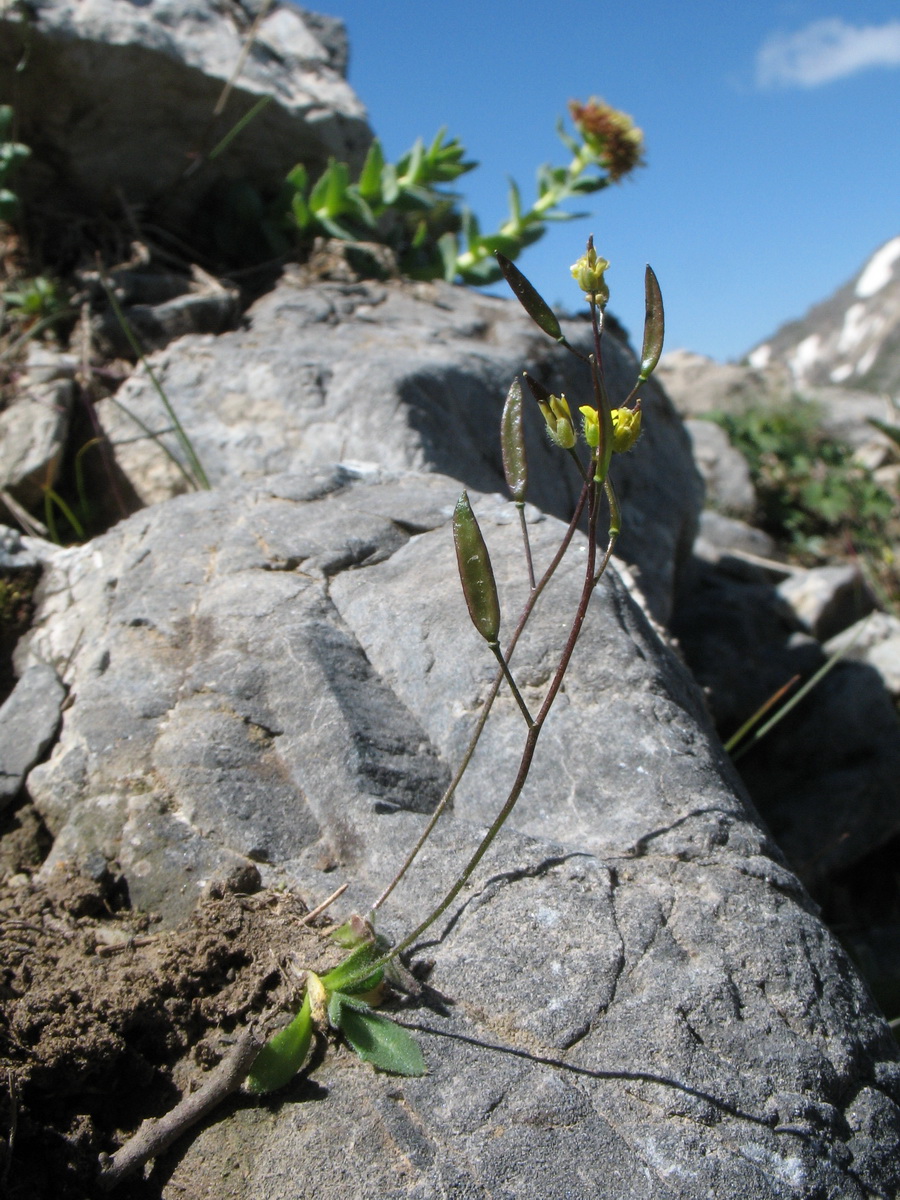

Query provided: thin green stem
[488,642,534,726]
[516,503,536,591]
[368,481,590,915]
[100,276,210,490]
[380,484,601,967]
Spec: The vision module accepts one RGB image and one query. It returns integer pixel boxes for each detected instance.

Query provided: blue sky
[314,1,900,363]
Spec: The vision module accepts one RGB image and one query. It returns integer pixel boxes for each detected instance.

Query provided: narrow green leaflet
[639,265,664,380]
[501,378,528,503]
[494,253,565,344]
[453,492,501,644]
[245,994,313,1095]
[334,1001,426,1076]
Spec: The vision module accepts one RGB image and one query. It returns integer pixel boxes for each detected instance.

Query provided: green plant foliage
[275,98,644,284]
[705,401,896,559]
[245,994,313,1095]
[2,274,63,321]
[329,996,426,1077]
[0,104,30,223]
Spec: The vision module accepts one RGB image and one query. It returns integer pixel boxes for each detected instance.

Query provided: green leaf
[501,378,528,503]
[357,139,386,202]
[506,177,522,230]
[326,988,371,1027]
[291,191,310,230]
[453,491,501,644]
[639,265,664,380]
[867,416,900,452]
[380,161,399,205]
[245,994,313,1094]
[336,1004,426,1076]
[555,115,581,157]
[322,942,384,994]
[456,257,503,286]
[398,136,425,188]
[495,253,565,344]
[285,163,308,192]
[437,231,460,281]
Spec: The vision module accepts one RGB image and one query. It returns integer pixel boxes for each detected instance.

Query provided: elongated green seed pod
[639,265,664,380]
[453,492,501,644]
[495,253,565,344]
[501,377,528,503]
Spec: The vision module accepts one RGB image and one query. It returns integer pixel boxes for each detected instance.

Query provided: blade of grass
[99,275,209,490]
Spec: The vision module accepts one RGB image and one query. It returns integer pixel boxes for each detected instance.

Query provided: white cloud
[756,17,900,88]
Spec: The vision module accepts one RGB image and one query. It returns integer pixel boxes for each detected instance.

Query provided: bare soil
[0,850,343,1199]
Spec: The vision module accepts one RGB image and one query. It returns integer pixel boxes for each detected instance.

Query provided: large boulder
[14,467,900,1197]
[0,0,371,237]
[96,274,701,624]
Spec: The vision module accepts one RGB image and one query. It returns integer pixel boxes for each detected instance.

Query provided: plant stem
[369,481,590,915]
[383,485,601,965]
[489,641,534,726]
[98,1027,262,1189]
[517,503,536,590]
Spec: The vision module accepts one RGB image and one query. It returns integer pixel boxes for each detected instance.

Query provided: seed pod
[640,265,664,380]
[501,377,528,503]
[453,492,501,644]
[495,253,565,344]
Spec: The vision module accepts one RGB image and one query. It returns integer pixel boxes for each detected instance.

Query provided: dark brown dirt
[0,865,344,1199]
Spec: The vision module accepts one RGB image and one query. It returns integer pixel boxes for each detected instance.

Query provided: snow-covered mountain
[747,235,900,395]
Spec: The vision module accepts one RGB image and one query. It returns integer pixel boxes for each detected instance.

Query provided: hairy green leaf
[336,1005,426,1076]
[245,995,313,1094]
[322,942,384,994]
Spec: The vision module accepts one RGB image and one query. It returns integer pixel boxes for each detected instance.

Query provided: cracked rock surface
[15,466,900,1197]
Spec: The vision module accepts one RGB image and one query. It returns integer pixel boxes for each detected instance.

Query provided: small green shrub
[705,400,896,561]
[225,97,644,283]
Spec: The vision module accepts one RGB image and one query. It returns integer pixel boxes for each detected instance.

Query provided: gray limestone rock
[96,275,701,624]
[0,662,65,806]
[777,563,877,643]
[656,349,792,417]
[0,347,75,511]
[13,467,900,1197]
[684,417,756,517]
[826,612,900,698]
[671,559,900,888]
[0,0,371,236]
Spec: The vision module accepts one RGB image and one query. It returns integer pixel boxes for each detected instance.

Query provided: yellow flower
[610,402,642,453]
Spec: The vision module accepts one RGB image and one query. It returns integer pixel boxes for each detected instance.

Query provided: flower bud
[610,402,642,453]
[579,405,600,447]
[570,247,610,304]
[539,393,576,448]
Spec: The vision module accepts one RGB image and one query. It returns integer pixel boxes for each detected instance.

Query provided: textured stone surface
[96,275,701,623]
[684,417,755,517]
[656,349,792,417]
[827,612,900,698]
[777,563,877,643]
[0,663,64,806]
[13,468,900,1197]
[671,558,900,888]
[0,350,74,509]
[0,0,371,235]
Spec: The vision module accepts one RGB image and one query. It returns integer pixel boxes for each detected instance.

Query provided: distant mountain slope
[747,235,900,395]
